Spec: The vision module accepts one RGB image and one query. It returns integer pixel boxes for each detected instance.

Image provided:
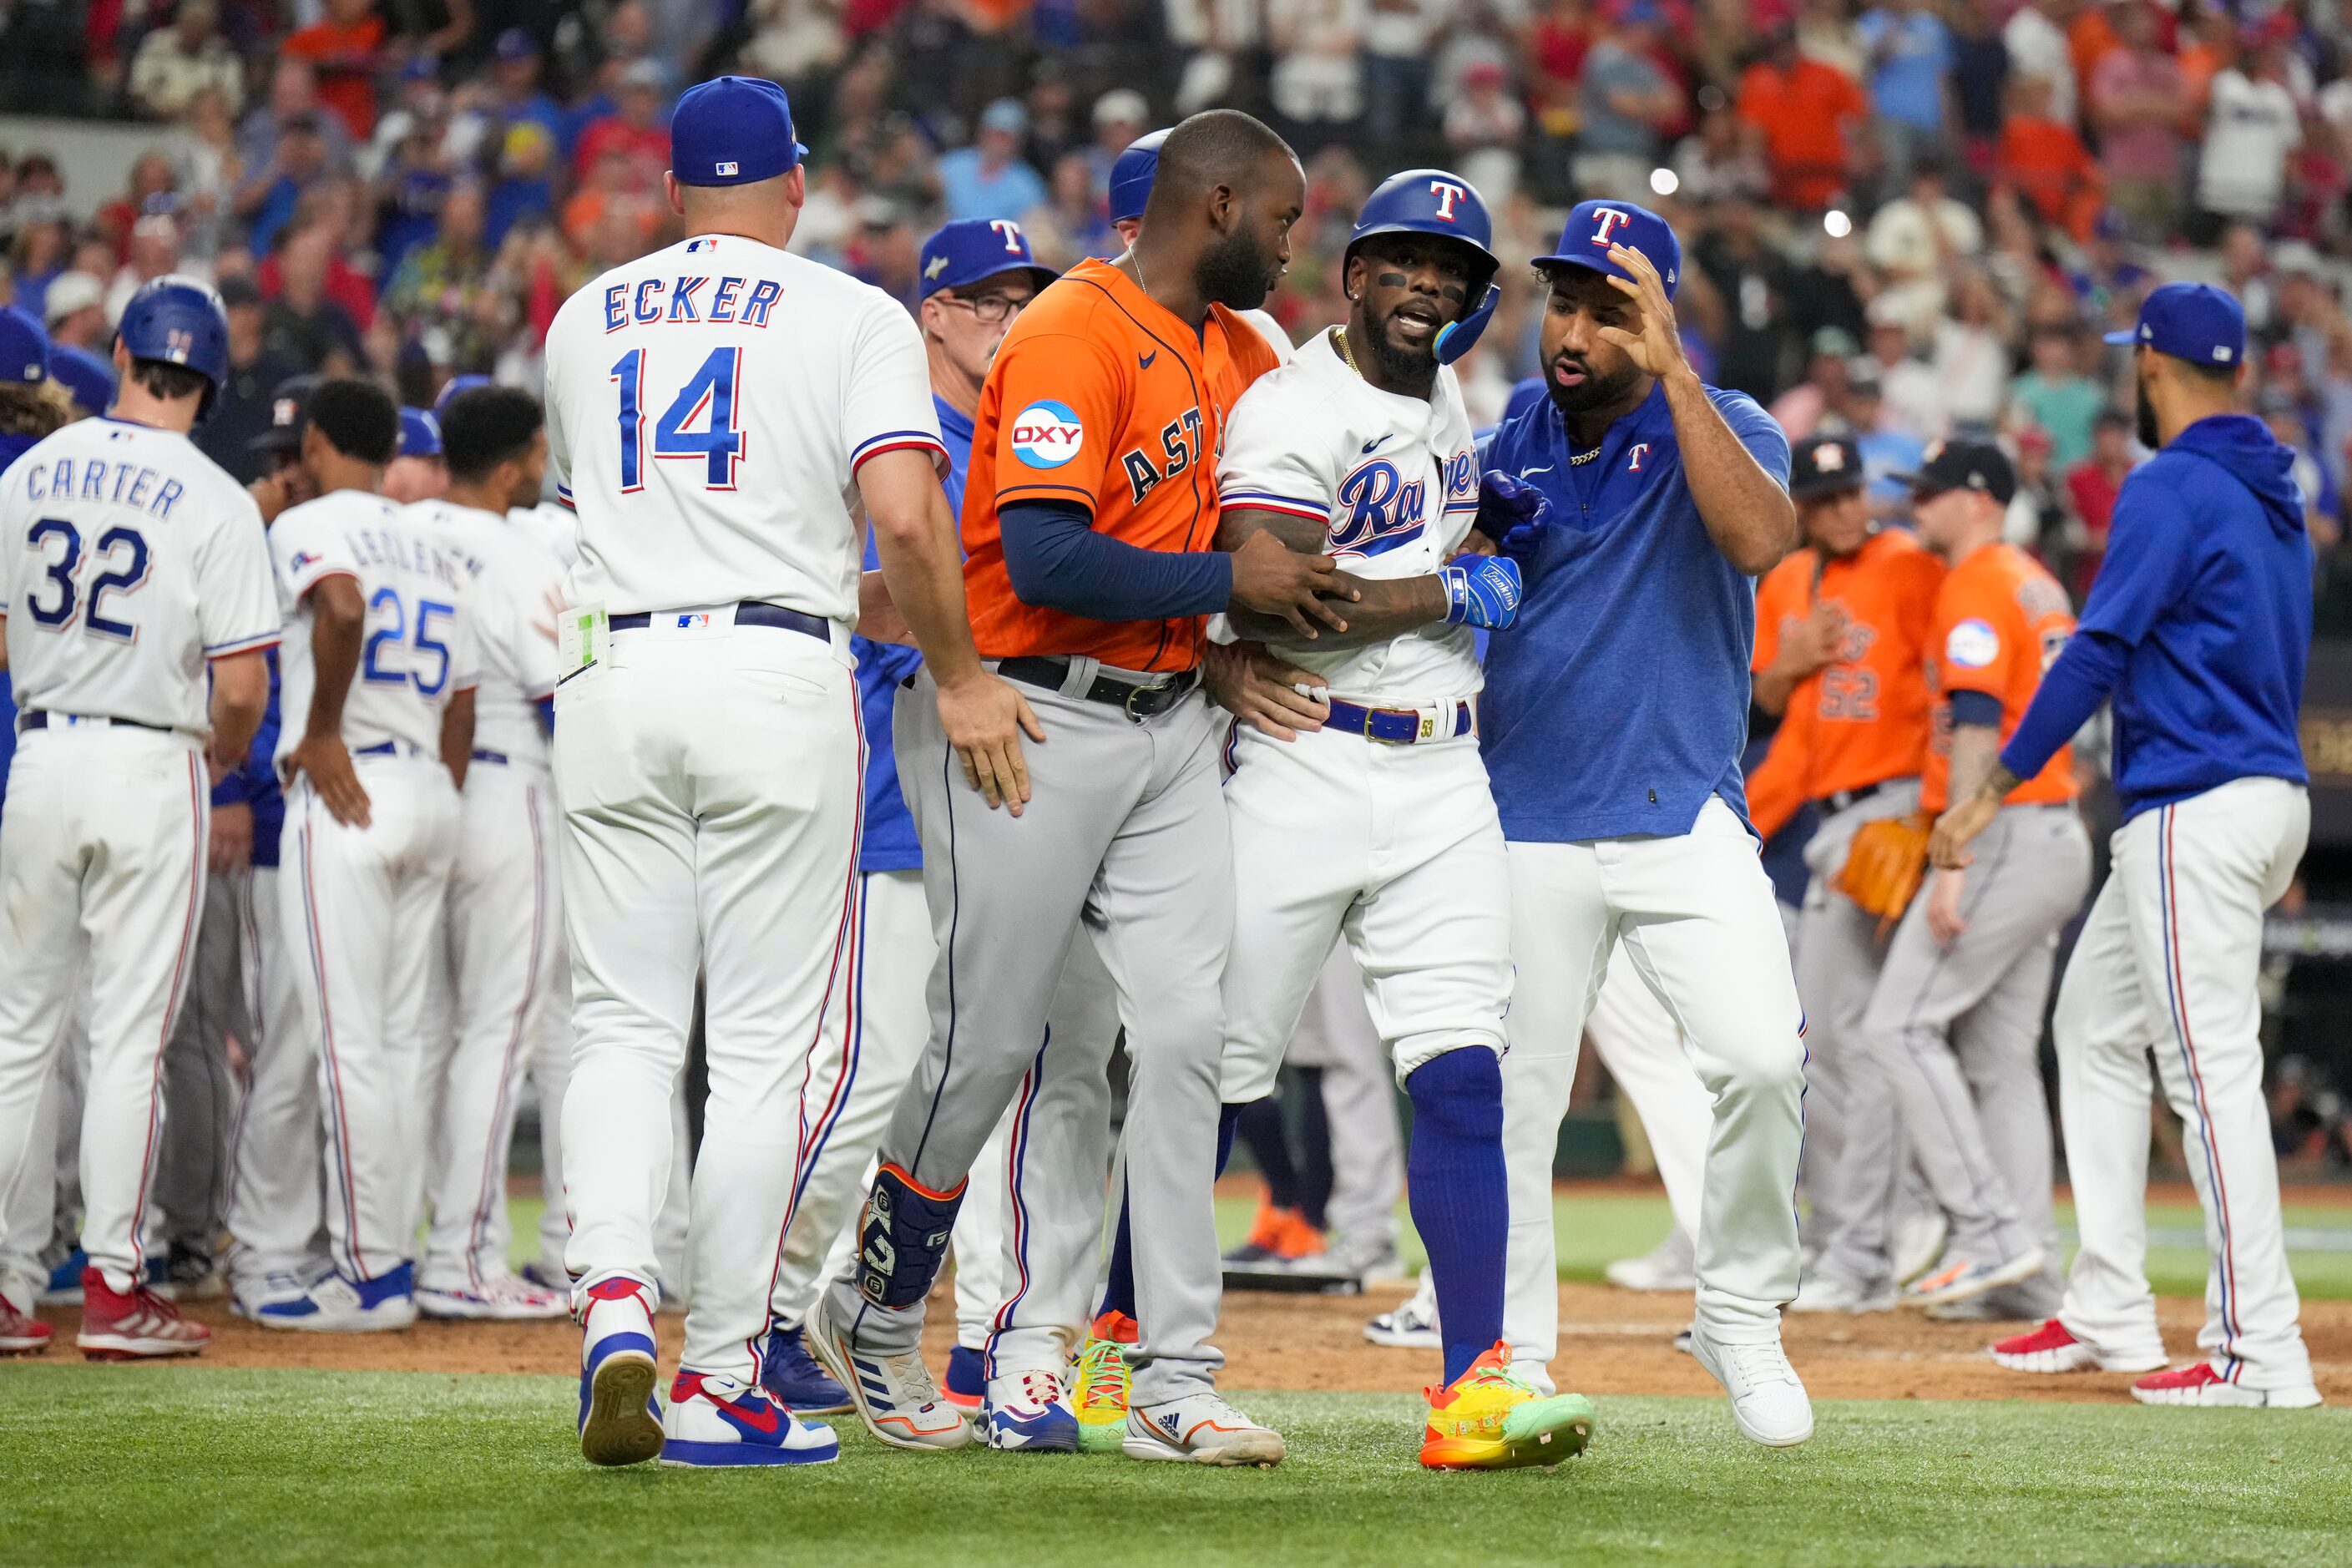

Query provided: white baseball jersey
[544,235,943,622]
[271,489,479,766]
[0,418,280,732]
[1216,329,1483,704]
[410,501,564,770]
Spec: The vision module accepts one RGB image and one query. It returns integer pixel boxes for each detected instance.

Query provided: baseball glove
[1834,811,1932,931]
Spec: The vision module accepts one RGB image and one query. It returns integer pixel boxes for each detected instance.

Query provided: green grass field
[3,1366,2347,1567]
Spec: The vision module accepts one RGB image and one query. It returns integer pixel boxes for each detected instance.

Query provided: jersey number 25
[612,346,746,492]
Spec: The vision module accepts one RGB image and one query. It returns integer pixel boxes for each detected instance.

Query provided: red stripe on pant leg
[120,753,208,1289]
[302,802,367,1280]
[2160,806,2243,1372]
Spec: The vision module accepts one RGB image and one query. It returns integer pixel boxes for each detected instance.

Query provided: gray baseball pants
[823,660,1233,1404]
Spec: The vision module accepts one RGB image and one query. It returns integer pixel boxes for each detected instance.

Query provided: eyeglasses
[939,292,1031,325]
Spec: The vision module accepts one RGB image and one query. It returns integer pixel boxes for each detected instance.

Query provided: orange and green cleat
[1074,1310,1137,1451]
[1419,1342,1596,1470]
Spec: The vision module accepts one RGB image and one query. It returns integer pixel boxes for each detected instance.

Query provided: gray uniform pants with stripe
[823,661,1233,1405]
[1858,804,2090,1300]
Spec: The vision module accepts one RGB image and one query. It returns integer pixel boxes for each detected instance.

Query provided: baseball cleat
[40,1249,88,1307]
[1222,1204,1325,1267]
[1075,1312,1136,1451]
[76,1268,210,1360]
[1672,1323,1694,1356]
[1,1297,53,1355]
[417,1274,569,1321]
[2129,1363,2322,1409]
[1891,1211,1949,1286]
[1123,1393,1285,1466]
[1901,1248,2046,1310]
[1690,1331,1812,1447]
[1789,1273,1895,1314]
[805,1297,971,1450]
[1989,1318,2166,1375]
[1604,1229,1696,1292]
[758,1323,852,1415]
[251,1262,418,1333]
[1419,1341,1596,1470]
[518,1259,572,1292]
[148,1241,228,1302]
[942,1343,986,1410]
[576,1276,664,1467]
[230,1269,322,1322]
[1364,1287,1441,1350]
[660,1371,840,1466]
[983,1368,1082,1452]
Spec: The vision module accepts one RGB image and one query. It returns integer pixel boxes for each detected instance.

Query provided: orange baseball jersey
[961,258,1282,672]
[1750,528,1945,804]
[1920,541,2078,812]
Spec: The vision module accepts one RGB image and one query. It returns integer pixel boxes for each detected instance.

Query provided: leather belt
[997,655,1199,721]
[609,601,828,641]
[1323,698,1474,746]
[355,741,399,757]
[19,711,171,734]
[1819,780,1892,815]
[470,748,508,765]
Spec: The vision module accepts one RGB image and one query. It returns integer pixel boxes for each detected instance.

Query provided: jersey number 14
[612,346,746,492]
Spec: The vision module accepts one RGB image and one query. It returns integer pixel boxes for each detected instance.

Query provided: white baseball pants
[1504,799,1807,1374]
[558,624,862,1384]
[285,755,461,1283]
[0,726,207,1296]
[226,864,326,1291]
[1287,948,1405,1267]
[2053,776,2315,1392]
[1584,960,1712,1237]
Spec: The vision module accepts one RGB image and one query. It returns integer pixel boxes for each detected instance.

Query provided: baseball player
[1742,432,1944,1313]
[382,407,448,503]
[1850,440,2081,1318]
[1939,283,2323,1407]
[809,109,1333,1468]
[1477,201,1810,1447]
[551,77,1034,1469]
[253,377,477,1335]
[407,385,569,1320]
[0,276,279,1358]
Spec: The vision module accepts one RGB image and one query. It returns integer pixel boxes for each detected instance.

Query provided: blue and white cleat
[251,1262,418,1333]
[576,1275,664,1467]
[982,1368,1081,1453]
[758,1323,852,1415]
[660,1373,839,1467]
[1902,1249,2046,1311]
[806,1295,972,1451]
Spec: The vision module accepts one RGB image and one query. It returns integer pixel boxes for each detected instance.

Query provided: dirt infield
[28,1278,2352,1404]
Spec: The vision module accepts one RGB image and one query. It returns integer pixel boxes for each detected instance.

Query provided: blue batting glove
[1473,471,1552,562]
[1441,554,1523,631]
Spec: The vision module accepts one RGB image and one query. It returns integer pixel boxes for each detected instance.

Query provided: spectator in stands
[488,124,559,249]
[1857,0,1955,186]
[1669,103,1771,208]
[195,275,303,483]
[1576,4,1681,202]
[2195,24,2307,238]
[573,61,672,186]
[937,99,1048,223]
[240,59,353,176]
[1692,194,1798,402]
[1363,0,1443,146]
[175,88,243,258]
[1268,0,1367,154]
[2009,325,2105,471]
[1865,165,1983,336]
[1869,310,1947,442]
[2000,73,2105,241]
[1444,60,1526,207]
[43,272,107,352]
[238,112,334,254]
[2006,423,2066,554]
[2001,0,2076,126]
[259,191,376,329]
[1039,151,1116,263]
[263,225,366,376]
[1769,326,1859,440]
[2063,407,2137,595]
[92,153,181,262]
[1932,266,2014,430]
[2090,1,2188,240]
[848,196,922,305]
[1950,0,2013,168]
[1086,88,1150,196]
[489,29,568,154]
[281,0,387,144]
[385,180,498,372]
[104,212,203,325]
[1738,23,1869,211]
[130,0,246,121]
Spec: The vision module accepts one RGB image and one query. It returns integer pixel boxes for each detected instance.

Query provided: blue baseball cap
[670,76,807,188]
[1108,128,1169,224]
[432,373,490,420]
[48,343,116,416]
[2103,281,2247,369]
[0,306,48,385]
[1535,199,1682,300]
[398,406,444,459]
[918,218,1058,300]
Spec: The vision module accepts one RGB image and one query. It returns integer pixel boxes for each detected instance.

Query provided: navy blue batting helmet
[115,274,230,422]
[1108,128,1169,225]
[1347,169,1502,366]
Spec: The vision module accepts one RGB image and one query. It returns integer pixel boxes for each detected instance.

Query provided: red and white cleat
[1989,1318,2163,1375]
[2131,1363,2321,1409]
[76,1267,210,1360]
[2,1297,53,1356]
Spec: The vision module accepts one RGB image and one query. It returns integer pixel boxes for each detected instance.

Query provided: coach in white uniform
[549,77,1032,1470]
[0,276,277,1359]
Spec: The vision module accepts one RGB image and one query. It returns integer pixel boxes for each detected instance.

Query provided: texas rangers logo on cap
[1429,180,1467,221]
[1010,400,1084,468]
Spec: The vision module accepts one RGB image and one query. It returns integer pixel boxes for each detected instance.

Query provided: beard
[1546,356,1644,420]
[2135,370,2159,450]
[1200,226,1278,311]
[1355,298,1439,393]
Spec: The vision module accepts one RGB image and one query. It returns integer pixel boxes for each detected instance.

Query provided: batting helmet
[115,274,230,422]
[1108,128,1169,225]
[1345,169,1501,366]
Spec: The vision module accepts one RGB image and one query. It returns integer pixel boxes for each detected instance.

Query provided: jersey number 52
[612,346,746,492]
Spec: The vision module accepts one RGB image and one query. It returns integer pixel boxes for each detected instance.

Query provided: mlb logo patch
[675,613,711,630]
[288,551,317,572]
[716,160,739,178]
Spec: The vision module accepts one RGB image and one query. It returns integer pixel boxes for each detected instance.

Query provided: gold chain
[1333,326,1358,374]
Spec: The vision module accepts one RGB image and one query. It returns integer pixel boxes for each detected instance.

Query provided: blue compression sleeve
[1998,628,2128,782]
[999,499,1233,622]
[1945,689,2004,730]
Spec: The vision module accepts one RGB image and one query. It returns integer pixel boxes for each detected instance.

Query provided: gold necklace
[1333,326,1358,374]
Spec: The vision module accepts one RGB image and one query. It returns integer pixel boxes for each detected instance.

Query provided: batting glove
[1440,554,1523,631]
[1472,472,1553,563]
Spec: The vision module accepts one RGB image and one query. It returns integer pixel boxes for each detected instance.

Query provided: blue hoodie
[2000,413,2311,819]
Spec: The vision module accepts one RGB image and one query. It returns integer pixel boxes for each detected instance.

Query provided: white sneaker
[1124,1392,1286,1466]
[1902,1249,2045,1309]
[577,1276,663,1468]
[1892,1211,1949,1285]
[981,1368,1081,1452]
[1364,1278,1441,1349]
[1789,1273,1895,1314]
[1690,1332,1813,1447]
[1604,1228,1697,1292]
[230,1268,321,1321]
[417,1274,569,1321]
[805,1295,970,1451]
[251,1265,417,1333]
[660,1372,840,1466]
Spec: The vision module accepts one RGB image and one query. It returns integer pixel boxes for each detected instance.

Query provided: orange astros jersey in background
[1748,529,1945,827]
[1920,541,2078,812]
[962,257,1282,672]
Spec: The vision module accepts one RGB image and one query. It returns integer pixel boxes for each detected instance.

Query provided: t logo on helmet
[990,219,1026,254]
[1428,180,1467,222]
[1590,208,1632,248]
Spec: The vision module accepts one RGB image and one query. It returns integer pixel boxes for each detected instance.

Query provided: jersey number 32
[23,518,150,640]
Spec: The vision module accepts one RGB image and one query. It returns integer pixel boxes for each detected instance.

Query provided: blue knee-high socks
[1405,1049,1507,1384]
[1099,1102,1242,1323]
